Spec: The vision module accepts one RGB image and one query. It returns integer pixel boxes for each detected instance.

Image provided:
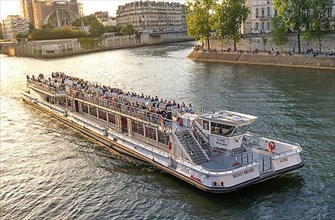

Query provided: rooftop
[199,110,257,126]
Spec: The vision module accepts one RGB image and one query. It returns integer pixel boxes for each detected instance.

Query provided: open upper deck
[198,110,257,127]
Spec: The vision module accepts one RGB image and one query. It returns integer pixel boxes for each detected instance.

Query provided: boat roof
[198,110,257,126]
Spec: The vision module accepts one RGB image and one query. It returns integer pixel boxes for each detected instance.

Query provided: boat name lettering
[233,168,255,178]
[179,165,205,183]
[280,157,288,163]
[179,165,191,174]
[215,138,227,147]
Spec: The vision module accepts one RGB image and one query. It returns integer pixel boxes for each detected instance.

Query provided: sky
[0,0,186,20]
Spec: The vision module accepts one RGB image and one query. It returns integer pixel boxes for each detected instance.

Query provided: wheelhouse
[196,110,257,150]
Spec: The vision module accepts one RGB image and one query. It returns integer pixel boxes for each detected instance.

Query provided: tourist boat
[22,73,304,193]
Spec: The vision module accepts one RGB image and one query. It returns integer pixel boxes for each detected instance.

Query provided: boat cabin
[197,110,257,150]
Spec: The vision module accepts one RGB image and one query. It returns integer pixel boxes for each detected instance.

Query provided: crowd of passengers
[27,72,194,120]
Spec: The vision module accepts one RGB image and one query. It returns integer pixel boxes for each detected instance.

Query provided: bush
[29,27,88,40]
[77,37,103,50]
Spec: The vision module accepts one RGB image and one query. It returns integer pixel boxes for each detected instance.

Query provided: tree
[262,37,268,51]
[120,24,136,36]
[72,15,97,27]
[303,0,332,53]
[0,23,3,39]
[43,22,54,29]
[28,22,35,33]
[186,0,214,50]
[213,0,249,51]
[274,0,310,54]
[89,19,104,36]
[271,15,288,51]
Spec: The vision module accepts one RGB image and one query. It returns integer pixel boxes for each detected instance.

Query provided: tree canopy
[28,27,88,40]
[72,15,97,27]
[120,24,136,36]
[274,0,310,53]
[303,0,332,53]
[186,0,214,49]
[213,0,249,51]
[271,15,288,49]
[89,19,104,36]
[0,23,3,39]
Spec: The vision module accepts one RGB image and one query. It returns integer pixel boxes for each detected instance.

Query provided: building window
[267,7,271,17]
[267,22,271,31]
[255,22,259,31]
[255,8,259,18]
[267,0,271,4]
[261,8,265,17]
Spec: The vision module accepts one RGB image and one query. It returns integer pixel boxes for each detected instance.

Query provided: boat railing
[28,80,61,94]
[72,91,172,127]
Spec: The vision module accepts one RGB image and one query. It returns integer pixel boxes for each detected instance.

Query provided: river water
[1,42,334,219]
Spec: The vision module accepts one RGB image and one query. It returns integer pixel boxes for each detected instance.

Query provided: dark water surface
[1,42,334,219]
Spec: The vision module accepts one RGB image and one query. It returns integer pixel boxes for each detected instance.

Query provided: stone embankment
[188,50,335,70]
[0,31,192,58]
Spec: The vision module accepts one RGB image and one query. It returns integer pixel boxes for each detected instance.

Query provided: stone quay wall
[0,31,192,58]
[188,51,335,70]
[206,33,335,54]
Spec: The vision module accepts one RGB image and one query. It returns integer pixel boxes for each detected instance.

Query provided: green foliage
[89,19,104,36]
[303,0,332,53]
[0,23,3,39]
[72,15,97,27]
[213,0,249,51]
[271,15,288,48]
[43,22,54,29]
[77,37,103,50]
[120,24,136,36]
[103,25,123,33]
[274,0,309,33]
[28,22,35,33]
[186,0,214,48]
[29,27,88,40]
[15,33,29,39]
[262,37,268,51]
[273,0,310,53]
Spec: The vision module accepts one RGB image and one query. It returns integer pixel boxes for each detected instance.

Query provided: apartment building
[116,1,187,32]
[2,15,30,40]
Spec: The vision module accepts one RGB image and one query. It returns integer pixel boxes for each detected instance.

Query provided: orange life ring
[268,141,276,151]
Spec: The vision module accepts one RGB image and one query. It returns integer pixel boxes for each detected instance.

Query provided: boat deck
[201,147,272,172]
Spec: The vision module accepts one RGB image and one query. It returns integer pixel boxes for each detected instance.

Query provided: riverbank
[188,51,335,70]
[0,31,192,58]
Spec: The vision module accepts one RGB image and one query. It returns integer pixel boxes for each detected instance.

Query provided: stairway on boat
[176,130,209,164]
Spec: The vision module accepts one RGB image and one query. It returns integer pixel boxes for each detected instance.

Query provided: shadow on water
[151,171,304,218]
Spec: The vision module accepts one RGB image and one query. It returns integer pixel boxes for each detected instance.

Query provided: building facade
[21,0,82,29]
[243,0,335,34]
[20,0,35,25]
[242,0,275,34]
[2,15,30,40]
[116,1,187,32]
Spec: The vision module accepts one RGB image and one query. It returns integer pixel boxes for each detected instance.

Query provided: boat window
[232,124,250,136]
[203,120,209,130]
[211,122,234,137]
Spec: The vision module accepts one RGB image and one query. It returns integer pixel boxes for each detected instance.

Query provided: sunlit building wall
[20,0,35,25]
[2,15,30,40]
[116,1,187,32]
[21,0,82,29]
